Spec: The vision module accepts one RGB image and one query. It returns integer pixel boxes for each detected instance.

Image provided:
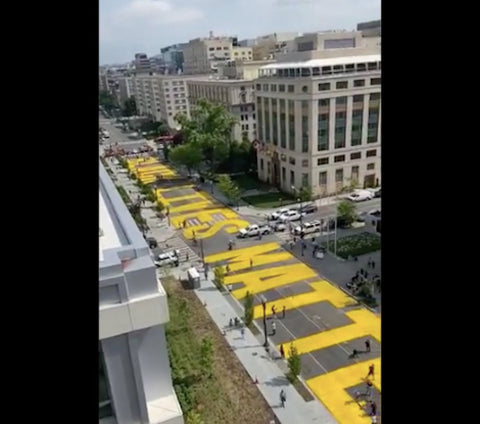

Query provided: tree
[122,96,137,117]
[299,185,312,202]
[337,200,357,227]
[218,174,241,206]
[99,90,117,114]
[199,337,214,379]
[287,343,301,382]
[213,266,225,290]
[186,411,204,424]
[244,291,254,326]
[175,99,238,174]
[169,144,204,176]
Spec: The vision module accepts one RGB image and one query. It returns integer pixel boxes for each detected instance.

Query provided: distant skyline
[100,0,380,65]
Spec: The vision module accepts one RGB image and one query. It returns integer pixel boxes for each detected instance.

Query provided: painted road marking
[253,280,357,319]
[282,309,380,358]
[306,358,381,424]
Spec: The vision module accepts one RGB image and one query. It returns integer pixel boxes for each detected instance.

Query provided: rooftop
[261,54,381,70]
[99,189,121,261]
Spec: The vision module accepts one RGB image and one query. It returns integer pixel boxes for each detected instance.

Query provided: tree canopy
[337,200,357,226]
[122,96,137,117]
[168,143,204,176]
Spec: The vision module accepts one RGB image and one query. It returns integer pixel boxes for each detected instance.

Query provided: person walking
[282,305,286,319]
[280,389,286,408]
[185,252,189,262]
[370,401,377,417]
[226,264,231,274]
[271,305,276,316]
[367,364,375,380]
[240,326,245,339]
[365,339,371,353]
[280,344,285,358]
[371,260,375,269]
[250,258,253,268]
[271,321,276,335]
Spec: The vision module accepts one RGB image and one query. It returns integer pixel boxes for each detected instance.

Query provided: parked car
[154,250,180,267]
[238,224,272,238]
[374,188,381,198]
[300,203,318,214]
[270,208,290,220]
[279,210,305,222]
[294,220,322,235]
[346,191,373,202]
[368,209,381,218]
[146,237,158,249]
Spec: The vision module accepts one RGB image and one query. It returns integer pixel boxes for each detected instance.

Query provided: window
[336,81,348,89]
[367,163,375,170]
[288,85,294,93]
[302,173,309,186]
[256,84,261,90]
[351,110,363,146]
[371,78,381,85]
[350,152,361,160]
[354,79,365,87]
[257,98,263,140]
[367,106,379,143]
[351,165,359,182]
[264,99,270,141]
[245,124,249,130]
[334,111,346,149]
[223,46,229,50]
[263,84,269,91]
[260,159,264,170]
[302,86,308,93]
[334,155,345,163]
[319,83,330,91]
[290,170,295,187]
[370,93,381,101]
[281,154,287,162]
[289,157,296,165]
[319,171,327,186]
[357,63,366,72]
[317,113,329,151]
[318,99,330,107]
[335,168,344,183]
[366,150,377,157]
[224,52,229,56]
[302,159,308,167]
[279,84,285,92]
[271,84,277,92]
[336,96,347,106]
[353,94,364,103]
[216,47,221,50]
[288,100,295,150]
[318,157,329,165]
[281,166,286,181]
[280,99,286,148]
[301,100,309,153]
[345,64,355,73]
[272,98,278,145]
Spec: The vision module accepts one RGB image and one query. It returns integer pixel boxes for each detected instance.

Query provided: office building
[188,77,257,142]
[357,20,381,37]
[161,44,187,73]
[135,53,152,74]
[255,52,381,196]
[217,59,275,80]
[99,162,183,424]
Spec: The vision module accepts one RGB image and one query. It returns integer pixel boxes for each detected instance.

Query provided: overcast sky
[100,0,380,65]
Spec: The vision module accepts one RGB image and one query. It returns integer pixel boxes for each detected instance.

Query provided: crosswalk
[160,234,203,266]
[274,229,336,243]
[185,214,226,227]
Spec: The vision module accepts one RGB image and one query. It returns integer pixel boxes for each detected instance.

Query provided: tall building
[183,33,250,74]
[255,52,381,196]
[135,53,152,74]
[99,162,183,424]
[118,77,135,105]
[131,74,208,129]
[249,32,299,60]
[357,20,381,37]
[188,77,257,142]
[161,44,187,73]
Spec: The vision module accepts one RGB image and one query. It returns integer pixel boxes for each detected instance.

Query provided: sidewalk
[170,266,337,424]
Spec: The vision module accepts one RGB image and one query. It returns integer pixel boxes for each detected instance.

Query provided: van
[187,267,201,289]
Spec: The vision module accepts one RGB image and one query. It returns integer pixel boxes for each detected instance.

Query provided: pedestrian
[365,380,373,397]
[360,268,364,276]
[352,349,358,358]
[240,326,245,339]
[185,252,189,262]
[289,240,294,250]
[371,260,375,269]
[280,344,285,358]
[368,257,372,268]
[370,401,377,416]
[258,232,262,240]
[250,258,253,268]
[280,389,286,408]
[293,236,297,243]
[364,270,369,279]
[271,321,276,335]
[183,219,186,228]
[365,339,371,353]
[226,264,231,274]
[282,305,286,319]
[271,305,276,316]
[367,363,375,380]
[229,318,233,327]
[204,269,208,280]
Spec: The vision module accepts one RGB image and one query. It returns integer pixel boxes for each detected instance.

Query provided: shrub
[244,291,254,326]
[213,266,225,290]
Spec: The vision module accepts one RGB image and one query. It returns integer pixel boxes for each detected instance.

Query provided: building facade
[188,78,257,142]
[99,162,183,424]
[255,54,381,196]
[217,59,275,80]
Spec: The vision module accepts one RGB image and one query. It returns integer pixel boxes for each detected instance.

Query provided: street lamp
[259,294,268,348]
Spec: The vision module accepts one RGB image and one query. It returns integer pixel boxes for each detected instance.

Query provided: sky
[99,0,380,65]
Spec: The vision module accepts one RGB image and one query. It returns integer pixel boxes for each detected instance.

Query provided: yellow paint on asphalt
[156,185,194,193]
[306,358,381,424]
[168,201,213,214]
[226,264,317,299]
[204,242,292,272]
[282,309,380,358]
[253,280,357,319]
[185,219,250,239]
[154,193,205,206]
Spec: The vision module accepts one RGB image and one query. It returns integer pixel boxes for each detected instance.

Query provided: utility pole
[200,238,205,266]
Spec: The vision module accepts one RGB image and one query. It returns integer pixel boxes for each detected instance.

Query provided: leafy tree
[337,200,357,227]
[175,99,238,174]
[99,90,117,113]
[122,96,137,117]
[199,337,214,379]
[218,175,242,206]
[213,266,225,290]
[169,144,204,176]
[287,343,301,382]
[244,291,254,326]
[299,185,312,202]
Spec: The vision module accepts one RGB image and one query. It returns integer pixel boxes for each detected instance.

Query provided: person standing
[271,321,276,335]
[250,258,253,268]
[280,389,286,408]
[240,326,245,339]
[367,364,375,380]
[226,264,231,274]
[282,305,286,319]
[371,260,375,269]
[365,339,371,353]
[280,344,285,358]
[271,305,276,316]
[370,401,377,417]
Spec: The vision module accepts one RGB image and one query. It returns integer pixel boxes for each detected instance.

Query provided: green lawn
[231,174,269,191]
[324,231,381,259]
[241,192,297,208]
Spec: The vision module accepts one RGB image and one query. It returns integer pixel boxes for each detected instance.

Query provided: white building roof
[99,189,121,261]
[261,54,381,70]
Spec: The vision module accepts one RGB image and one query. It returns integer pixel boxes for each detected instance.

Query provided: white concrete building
[255,54,381,196]
[188,78,257,142]
[217,59,275,80]
[99,162,183,424]
[131,75,207,129]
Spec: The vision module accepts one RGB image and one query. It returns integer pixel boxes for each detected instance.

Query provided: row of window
[259,61,381,78]
[277,149,377,168]
[208,46,230,51]
[256,78,380,93]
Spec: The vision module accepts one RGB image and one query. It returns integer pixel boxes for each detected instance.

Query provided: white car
[294,220,322,235]
[347,191,373,202]
[271,221,287,232]
[154,250,180,267]
[279,210,305,222]
[238,224,272,238]
[270,208,290,220]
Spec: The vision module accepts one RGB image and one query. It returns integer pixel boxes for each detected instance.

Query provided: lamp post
[260,294,268,347]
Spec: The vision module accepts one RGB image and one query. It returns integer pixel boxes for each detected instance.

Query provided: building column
[361,93,370,145]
